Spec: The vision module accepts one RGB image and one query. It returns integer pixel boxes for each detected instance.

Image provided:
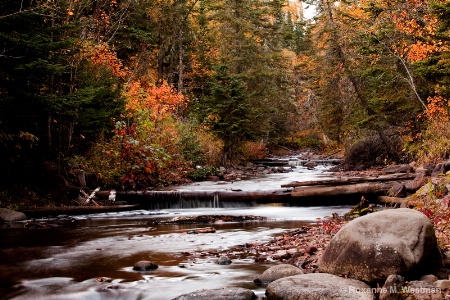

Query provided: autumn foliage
[105,80,190,188]
[125,81,186,118]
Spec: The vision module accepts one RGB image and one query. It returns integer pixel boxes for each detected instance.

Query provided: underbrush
[344,134,402,169]
[406,120,450,164]
[407,178,450,250]
[283,130,325,150]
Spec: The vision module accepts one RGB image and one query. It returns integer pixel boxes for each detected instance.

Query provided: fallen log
[110,189,294,203]
[19,204,140,218]
[96,184,388,207]
[282,173,415,188]
[291,182,394,198]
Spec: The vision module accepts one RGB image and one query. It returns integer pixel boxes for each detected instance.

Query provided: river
[0,160,350,299]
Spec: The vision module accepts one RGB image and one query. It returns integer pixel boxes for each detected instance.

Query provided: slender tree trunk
[67,120,74,152]
[47,115,52,150]
[157,31,164,86]
[178,29,184,93]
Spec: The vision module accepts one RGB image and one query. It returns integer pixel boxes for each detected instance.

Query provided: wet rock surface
[0,208,27,222]
[253,264,303,286]
[216,255,232,265]
[266,273,375,300]
[172,287,257,300]
[132,260,158,271]
[178,225,333,270]
[148,215,267,225]
[23,215,78,229]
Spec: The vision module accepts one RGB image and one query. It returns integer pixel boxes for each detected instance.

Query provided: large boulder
[172,287,256,300]
[254,264,303,286]
[0,208,27,222]
[319,208,442,283]
[265,273,374,300]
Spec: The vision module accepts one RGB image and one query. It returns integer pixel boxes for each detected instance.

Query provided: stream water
[0,159,350,300]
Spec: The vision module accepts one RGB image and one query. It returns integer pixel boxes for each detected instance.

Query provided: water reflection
[0,205,350,300]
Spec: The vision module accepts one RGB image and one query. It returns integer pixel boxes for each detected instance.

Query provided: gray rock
[434,279,450,289]
[403,280,443,299]
[419,274,438,284]
[266,273,375,300]
[172,287,256,300]
[416,166,432,176]
[132,260,158,271]
[319,208,442,283]
[216,255,232,265]
[432,163,446,177]
[304,161,318,168]
[254,264,303,286]
[0,208,27,222]
[379,275,405,300]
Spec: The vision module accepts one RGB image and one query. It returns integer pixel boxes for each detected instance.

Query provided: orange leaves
[425,94,449,122]
[88,43,128,79]
[125,80,185,120]
[408,41,436,63]
[392,3,448,64]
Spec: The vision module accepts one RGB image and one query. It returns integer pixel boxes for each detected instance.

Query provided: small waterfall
[123,190,255,210]
[288,159,342,167]
[213,192,219,208]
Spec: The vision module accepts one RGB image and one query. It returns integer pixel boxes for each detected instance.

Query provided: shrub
[408,119,450,164]
[283,130,325,150]
[239,141,268,161]
[408,179,450,249]
[178,123,222,168]
[344,134,401,168]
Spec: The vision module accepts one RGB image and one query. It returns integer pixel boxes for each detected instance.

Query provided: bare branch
[374,35,427,110]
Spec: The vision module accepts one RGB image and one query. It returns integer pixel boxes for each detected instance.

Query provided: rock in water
[172,287,256,300]
[216,255,232,265]
[254,264,303,286]
[0,208,27,222]
[266,273,374,300]
[132,261,158,271]
[319,208,442,283]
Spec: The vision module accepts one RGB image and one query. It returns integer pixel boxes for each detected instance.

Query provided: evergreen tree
[202,65,253,164]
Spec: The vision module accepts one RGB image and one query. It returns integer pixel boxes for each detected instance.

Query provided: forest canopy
[0,0,449,202]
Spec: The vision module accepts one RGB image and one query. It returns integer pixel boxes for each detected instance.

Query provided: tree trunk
[282,173,415,188]
[291,182,394,197]
[47,114,52,150]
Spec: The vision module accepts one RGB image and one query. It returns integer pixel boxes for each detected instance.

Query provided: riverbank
[179,219,344,271]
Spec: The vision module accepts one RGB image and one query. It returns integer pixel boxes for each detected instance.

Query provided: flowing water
[0,159,350,300]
